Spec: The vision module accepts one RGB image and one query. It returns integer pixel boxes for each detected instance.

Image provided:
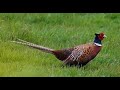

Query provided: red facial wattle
[98,33,105,40]
[98,35,104,40]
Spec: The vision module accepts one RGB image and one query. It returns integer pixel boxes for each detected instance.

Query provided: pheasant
[12,32,106,67]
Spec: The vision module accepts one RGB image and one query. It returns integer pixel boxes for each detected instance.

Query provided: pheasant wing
[63,46,84,64]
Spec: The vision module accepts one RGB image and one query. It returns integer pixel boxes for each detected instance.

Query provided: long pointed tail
[11,39,54,54]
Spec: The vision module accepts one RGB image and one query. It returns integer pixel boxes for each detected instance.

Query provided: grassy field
[0,13,120,77]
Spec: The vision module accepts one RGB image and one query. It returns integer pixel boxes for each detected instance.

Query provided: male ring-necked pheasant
[12,32,106,66]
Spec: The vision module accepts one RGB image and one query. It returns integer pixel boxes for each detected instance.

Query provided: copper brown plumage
[11,32,106,67]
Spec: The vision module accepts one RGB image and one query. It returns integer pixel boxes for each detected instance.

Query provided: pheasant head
[94,32,106,46]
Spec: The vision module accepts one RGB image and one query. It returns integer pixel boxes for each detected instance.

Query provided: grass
[0,13,120,77]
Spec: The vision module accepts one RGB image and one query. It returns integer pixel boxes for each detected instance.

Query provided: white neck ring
[94,43,102,46]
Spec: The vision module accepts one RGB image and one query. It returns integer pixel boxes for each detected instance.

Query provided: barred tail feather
[11,39,54,54]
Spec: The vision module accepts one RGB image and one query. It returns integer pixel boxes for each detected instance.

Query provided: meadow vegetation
[0,13,120,76]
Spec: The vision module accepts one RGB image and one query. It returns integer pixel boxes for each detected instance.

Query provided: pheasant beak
[103,35,107,38]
